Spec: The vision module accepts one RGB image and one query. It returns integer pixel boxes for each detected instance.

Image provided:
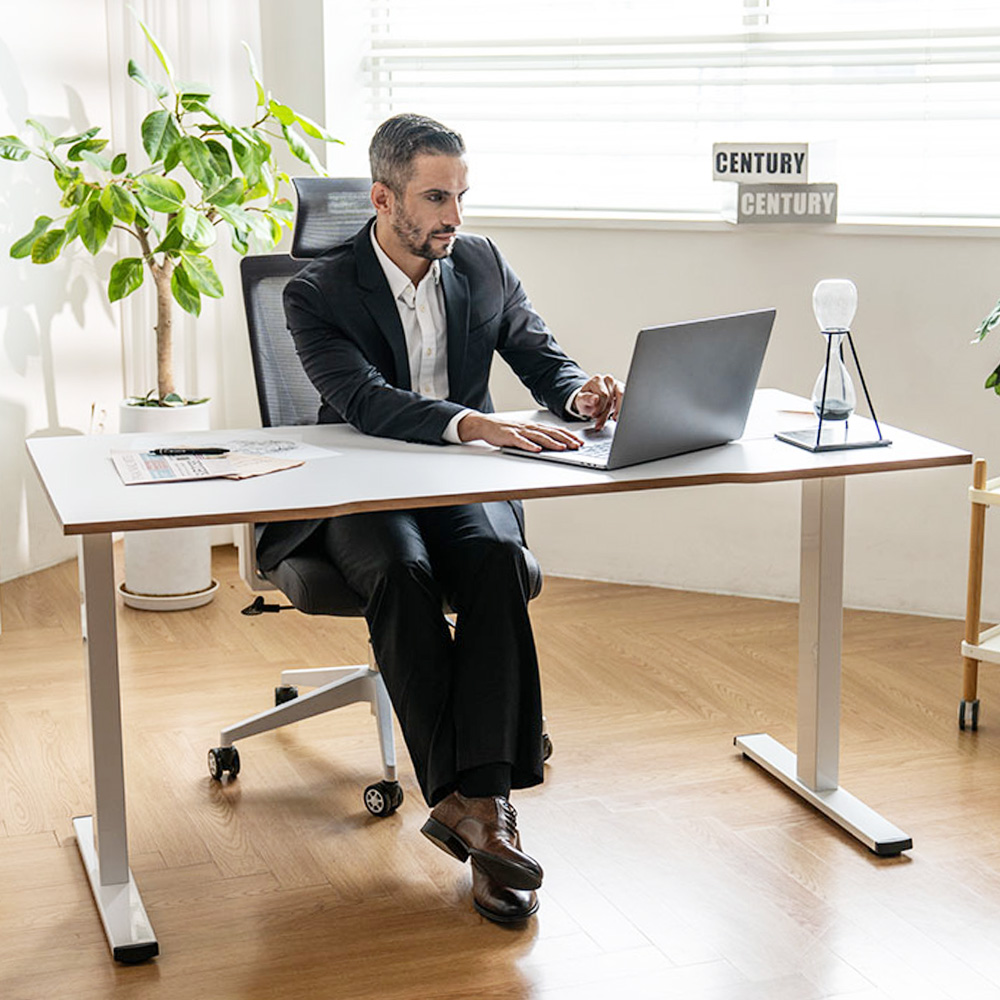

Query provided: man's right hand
[457,412,583,452]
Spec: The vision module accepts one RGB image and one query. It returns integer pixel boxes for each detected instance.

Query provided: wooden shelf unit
[961,458,1000,729]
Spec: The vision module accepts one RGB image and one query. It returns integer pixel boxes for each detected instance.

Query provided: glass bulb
[812,278,857,333]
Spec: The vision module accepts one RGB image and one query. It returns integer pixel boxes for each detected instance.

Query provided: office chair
[207,178,546,817]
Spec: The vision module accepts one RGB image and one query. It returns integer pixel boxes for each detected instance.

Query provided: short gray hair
[369,114,465,194]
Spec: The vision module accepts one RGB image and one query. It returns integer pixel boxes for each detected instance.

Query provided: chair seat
[263,541,543,618]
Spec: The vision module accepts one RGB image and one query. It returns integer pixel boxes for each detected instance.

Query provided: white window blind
[362,0,1000,221]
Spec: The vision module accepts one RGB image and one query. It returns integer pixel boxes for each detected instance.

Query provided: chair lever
[241,595,294,615]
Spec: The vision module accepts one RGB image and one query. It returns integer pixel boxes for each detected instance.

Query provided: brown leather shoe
[420,791,543,890]
[472,859,539,924]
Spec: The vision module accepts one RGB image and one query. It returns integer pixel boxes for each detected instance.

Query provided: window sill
[464,207,1000,239]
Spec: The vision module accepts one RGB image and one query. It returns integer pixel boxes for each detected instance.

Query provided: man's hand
[575,373,624,430]
[458,412,583,452]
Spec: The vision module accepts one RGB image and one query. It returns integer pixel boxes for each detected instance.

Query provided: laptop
[502,308,775,471]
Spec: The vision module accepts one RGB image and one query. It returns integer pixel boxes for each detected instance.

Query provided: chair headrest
[291,177,374,259]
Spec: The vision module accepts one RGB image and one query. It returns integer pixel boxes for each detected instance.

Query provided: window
[362,0,1000,221]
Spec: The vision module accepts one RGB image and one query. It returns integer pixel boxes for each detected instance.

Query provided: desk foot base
[734,734,912,856]
[73,816,158,963]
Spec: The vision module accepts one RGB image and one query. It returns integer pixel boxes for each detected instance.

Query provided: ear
[371,181,395,215]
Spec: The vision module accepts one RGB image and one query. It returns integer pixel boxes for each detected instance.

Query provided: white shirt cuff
[565,387,584,419]
[443,409,473,444]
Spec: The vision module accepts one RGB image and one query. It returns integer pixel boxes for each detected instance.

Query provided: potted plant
[1,19,339,609]
[975,305,1000,397]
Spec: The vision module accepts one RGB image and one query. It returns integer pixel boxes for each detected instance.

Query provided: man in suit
[258,114,622,923]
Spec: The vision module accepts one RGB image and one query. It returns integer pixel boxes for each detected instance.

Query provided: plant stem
[151,258,175,399]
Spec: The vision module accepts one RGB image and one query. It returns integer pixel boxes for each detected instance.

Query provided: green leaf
[170,263,201,316]
[138,19,175,83]
[26,118,54,142]
[0,135,31,161]
[175,206,216,249]
[53,126,101,147]
[269,197,294,220]
[141,109,181,163]
[101,183,137,224]
[281,124,326,175]
[177,136,220,189]
[179,89,212,110]
[204,139,232,177]
[77,198,113,254]
[179,251,223,297]
[242,42,267,107]
[136,175,185,212]
[31,228,67,263]
[80,149,113,172]
[67,137,108,161]
[108,257,145,301]
[208,177,243,207]
[111,152,128,174]
[268,100,296,126]
[293,110,340,144]
[11,216,53,258]
[128,58,169,100]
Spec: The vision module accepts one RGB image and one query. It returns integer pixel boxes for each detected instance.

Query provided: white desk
[26,389,970,962]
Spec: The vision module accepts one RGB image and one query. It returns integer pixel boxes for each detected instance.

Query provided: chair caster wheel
[364,780,403,817]
[275,685,299,706]
[542,732,553,761]
[208,746,240,781]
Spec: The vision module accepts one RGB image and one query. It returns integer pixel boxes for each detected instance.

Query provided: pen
[150,447,230,456]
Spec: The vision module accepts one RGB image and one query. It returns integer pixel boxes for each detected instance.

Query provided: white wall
[471,217,1000,621]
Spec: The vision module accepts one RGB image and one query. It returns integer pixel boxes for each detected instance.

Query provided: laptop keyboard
[574,438,613,462]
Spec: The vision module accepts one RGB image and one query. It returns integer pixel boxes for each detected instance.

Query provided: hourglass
[775,278,890,452]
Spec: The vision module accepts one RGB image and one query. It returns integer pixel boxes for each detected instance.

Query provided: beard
[391,206,456,261]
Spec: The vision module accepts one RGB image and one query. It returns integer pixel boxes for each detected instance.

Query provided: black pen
[149,447,230,456]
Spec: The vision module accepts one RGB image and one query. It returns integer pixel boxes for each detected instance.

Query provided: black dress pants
[318,501,544,806]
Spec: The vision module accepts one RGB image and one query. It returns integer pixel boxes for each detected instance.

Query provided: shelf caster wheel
[542,732,553,762]
[275,684,299,706]
[208,746,240,781]
[959,699,980,732]
[364,780,403,817]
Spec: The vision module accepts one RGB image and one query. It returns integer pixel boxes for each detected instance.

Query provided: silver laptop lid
[605,308,775,469]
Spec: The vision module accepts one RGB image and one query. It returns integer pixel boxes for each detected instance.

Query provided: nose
[443,196,463,228]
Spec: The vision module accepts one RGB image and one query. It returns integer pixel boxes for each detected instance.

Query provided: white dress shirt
[370,227,469,443]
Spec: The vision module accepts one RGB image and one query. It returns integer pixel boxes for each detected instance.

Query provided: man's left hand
[575,374,624,431]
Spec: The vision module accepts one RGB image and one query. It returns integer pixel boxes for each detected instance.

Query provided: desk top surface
[26,390,971,535]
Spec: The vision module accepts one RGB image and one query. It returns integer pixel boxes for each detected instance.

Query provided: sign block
[713,143,810,183]
[722,183,838,224]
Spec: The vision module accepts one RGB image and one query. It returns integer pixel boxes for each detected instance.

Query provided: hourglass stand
[776,329,891,453]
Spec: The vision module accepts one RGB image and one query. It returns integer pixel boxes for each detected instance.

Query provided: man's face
[375,153,468,274]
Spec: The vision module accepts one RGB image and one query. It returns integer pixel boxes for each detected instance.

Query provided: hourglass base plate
[775,426,892,453]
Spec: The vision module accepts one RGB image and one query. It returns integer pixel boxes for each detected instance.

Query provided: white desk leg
[77,533,158,963]
[736,477,912,856]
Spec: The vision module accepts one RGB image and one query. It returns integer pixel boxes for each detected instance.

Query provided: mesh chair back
[240,255,320,427]
[241,178,372,427]
[291,177,373,259]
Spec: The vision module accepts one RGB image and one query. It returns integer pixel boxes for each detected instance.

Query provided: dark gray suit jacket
[257,220,589,570]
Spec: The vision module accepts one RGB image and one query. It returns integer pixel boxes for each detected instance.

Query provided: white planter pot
[118,400,218,611]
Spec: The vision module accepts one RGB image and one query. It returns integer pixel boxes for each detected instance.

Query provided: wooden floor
[2,546,1000,999]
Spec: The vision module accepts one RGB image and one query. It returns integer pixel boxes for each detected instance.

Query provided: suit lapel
[441,256,469,396]
[355,222,411,389]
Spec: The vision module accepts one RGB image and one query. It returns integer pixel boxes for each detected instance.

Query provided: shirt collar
[370,224,440,306]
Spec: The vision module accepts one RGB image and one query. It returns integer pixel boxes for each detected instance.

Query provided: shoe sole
[420,816,543,890]
[473,895,539,924]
